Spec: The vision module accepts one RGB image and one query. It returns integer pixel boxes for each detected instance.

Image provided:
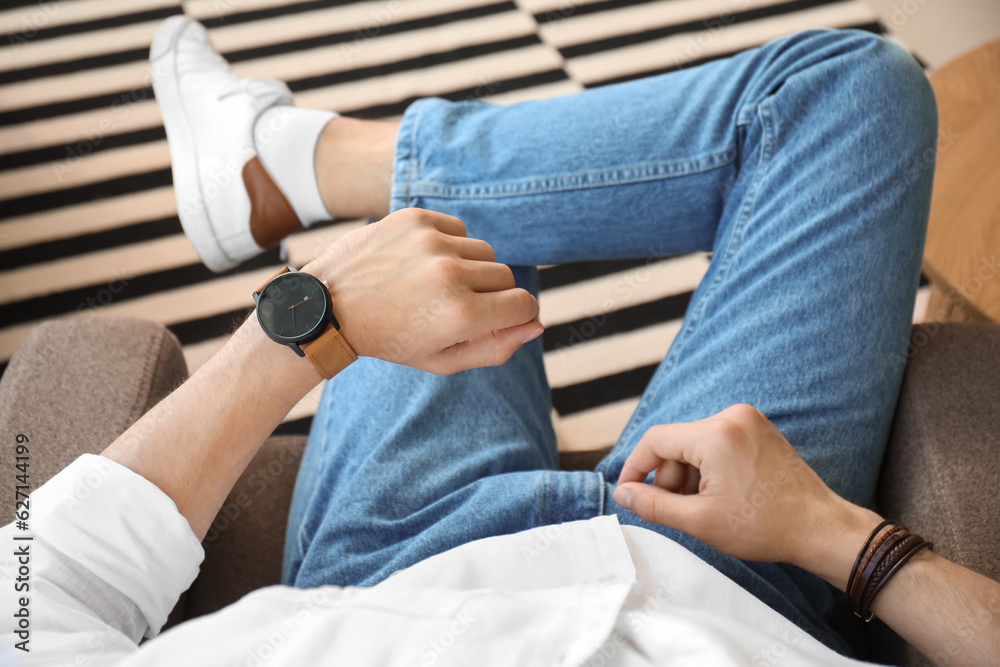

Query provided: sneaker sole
[151,16,238,273]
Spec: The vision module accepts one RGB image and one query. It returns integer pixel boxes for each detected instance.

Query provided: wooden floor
[0,0,929,450]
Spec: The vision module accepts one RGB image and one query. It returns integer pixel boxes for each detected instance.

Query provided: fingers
[617,423,707,486]
[460,260,515,293]
[613,482,699,532]
[465,289,540,335]
[433,321,543,374]
[425,211,467,237]
[451,237,495,262]
[655,459,701,495]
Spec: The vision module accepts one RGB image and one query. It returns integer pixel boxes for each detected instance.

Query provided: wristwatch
[252,266,357,379]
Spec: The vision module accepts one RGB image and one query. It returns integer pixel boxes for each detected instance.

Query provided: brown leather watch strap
[255,267,290,296]
[302,323,357,379]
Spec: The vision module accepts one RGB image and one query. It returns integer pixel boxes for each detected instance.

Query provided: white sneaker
[151,16,300,272]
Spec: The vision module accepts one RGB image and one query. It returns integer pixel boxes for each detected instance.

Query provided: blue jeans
[283,29,936,654]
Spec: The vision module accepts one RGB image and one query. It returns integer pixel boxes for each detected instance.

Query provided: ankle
[315,117,397,220]
[254,106,334,232]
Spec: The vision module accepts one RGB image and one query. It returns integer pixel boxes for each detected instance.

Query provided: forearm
[99,210,541,542]
[799,500,1000,666]
[100,316,319,540]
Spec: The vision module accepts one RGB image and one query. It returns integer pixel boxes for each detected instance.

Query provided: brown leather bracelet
[847,520,895,605]
[859,537,933,620]
[848,522,905,613]
[847,519,934,621]
[851,529,909,616]
[859,533,922,614]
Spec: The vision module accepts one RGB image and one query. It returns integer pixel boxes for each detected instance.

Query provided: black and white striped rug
[0,0,922,452]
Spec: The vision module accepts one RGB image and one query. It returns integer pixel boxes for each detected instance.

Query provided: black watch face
[257,273,329,341]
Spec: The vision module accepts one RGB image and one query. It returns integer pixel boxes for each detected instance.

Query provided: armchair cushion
[869,322,1000,665]
[0,318,187,512]
[877,323,1000,582]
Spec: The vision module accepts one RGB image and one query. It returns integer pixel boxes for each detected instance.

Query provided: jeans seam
[408,148,737,200]
[618,101,772,449]
[681,97,773,343]
[405,103,419,207]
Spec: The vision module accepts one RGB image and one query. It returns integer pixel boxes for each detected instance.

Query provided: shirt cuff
[31,454,205,637]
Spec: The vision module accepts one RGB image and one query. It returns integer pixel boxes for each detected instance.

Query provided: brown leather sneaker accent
[243,156,302,248]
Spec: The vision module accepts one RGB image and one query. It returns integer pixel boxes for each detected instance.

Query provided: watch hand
[287,298,308,310]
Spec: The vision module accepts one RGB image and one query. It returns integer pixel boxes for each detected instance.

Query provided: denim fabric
[283,29,936,655]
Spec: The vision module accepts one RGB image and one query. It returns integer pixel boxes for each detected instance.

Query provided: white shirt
[1,455,875,666]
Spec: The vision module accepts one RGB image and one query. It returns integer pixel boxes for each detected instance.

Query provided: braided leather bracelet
[846,521,900,613]
[847,520,933,621]
[860,535,932,619]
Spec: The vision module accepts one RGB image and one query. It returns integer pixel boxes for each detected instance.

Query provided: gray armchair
[1,317,996,665]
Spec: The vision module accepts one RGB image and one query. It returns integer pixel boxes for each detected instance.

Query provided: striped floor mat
[0,0,921,452]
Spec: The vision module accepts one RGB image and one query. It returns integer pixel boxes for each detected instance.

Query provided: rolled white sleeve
[1,454,204,665]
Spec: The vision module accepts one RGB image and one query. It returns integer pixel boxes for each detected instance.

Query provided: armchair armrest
[877,323,1000,580]
[0,318,187,506]
[870,322,1000,665]
[0,318,188,625]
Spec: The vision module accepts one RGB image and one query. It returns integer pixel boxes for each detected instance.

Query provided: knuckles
[710,404,766,447]
[427,255,463,283]
[446,298,478,329]
[725,403,764,423]
[396,208,468,236]
[415,228,447,253]
[398,207,436,226]
[709,418,746,448]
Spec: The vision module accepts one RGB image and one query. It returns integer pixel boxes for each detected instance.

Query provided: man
[2,15,998,666]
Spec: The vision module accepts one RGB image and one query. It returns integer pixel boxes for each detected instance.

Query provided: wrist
[300,250,368,358]
[222,313,324,398]
[792,494,883,591]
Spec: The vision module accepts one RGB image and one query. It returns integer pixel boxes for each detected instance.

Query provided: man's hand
[613,405,1000,666]
[612,404,876,570]
[303,208,542,375]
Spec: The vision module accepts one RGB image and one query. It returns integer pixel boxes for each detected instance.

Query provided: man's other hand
[304,208,543,375]
[612,404,867,568]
